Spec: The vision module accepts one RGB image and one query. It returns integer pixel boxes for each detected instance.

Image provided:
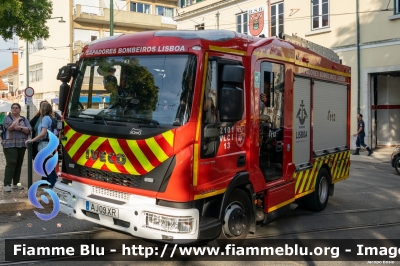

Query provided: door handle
[237,154,246,167]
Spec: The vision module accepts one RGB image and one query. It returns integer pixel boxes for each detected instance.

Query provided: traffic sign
[24,87,34,97]
[26,97,33,105]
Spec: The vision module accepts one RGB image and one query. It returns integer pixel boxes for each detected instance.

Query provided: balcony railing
[73,4,177,30]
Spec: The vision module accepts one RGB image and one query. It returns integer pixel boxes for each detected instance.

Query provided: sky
[0,36,19,70]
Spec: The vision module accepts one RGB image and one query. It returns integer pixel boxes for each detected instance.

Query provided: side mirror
[221,65,245,83]
[219,65,244,122]
[58,82,70,115]
[219,85,243,122]
[204,124,219,139]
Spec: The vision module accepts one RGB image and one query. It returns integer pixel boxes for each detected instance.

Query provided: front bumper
[54,181,199,241]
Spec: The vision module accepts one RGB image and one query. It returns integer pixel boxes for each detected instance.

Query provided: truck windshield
[68,54,196,127]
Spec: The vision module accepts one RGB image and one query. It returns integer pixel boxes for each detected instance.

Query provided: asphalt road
[1,160,399,266]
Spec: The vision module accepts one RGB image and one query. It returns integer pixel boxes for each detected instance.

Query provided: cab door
[259,61,285,182]
[194,55,246,192]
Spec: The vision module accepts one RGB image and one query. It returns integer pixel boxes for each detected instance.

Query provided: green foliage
[0,0,53,42]
[123,58,159,111]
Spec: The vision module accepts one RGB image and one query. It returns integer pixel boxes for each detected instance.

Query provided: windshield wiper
[126,116,160,128]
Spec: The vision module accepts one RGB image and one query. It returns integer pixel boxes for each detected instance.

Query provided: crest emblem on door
[296,100,308,125]
[236,125,245,147]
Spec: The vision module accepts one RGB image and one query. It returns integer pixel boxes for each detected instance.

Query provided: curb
[0,198,35,212]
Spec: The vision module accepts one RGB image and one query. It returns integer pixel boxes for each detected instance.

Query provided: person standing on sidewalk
[1,103,32,192]
[353,113,373,156]
[25,102,58,188]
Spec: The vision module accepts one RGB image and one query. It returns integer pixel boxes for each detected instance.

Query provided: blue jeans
[356,132,368,148]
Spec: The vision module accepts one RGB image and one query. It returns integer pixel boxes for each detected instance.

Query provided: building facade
[18,0,178,112]
[176,0,400,148]
[0,52,22,104]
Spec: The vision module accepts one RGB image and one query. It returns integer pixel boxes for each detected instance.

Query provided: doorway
[371,73,400,146]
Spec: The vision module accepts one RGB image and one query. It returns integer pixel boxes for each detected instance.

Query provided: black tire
[218,188,252,240]
[302,168,330,212]
[395,157,400,175]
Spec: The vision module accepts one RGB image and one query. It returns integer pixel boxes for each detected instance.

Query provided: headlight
[53,188,70,205]
[143,212,196,234]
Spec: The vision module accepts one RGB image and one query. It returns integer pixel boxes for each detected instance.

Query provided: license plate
[86,201,119,218]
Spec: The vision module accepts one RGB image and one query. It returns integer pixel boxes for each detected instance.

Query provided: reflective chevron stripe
[294,150,350,197]
[62,122,175,175]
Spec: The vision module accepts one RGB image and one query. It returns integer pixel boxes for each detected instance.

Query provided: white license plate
[86,201,119,218]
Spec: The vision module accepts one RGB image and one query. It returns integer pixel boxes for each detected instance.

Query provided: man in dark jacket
[353,113,373,156]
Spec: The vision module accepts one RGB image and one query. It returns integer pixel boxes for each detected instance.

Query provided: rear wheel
[219,188,252,240]
[395,157,400,175]
[302,168,330,212]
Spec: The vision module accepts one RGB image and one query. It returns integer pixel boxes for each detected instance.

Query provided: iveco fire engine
[54,30,351,242]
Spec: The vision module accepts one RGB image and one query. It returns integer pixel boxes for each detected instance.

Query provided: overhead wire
[175,8,395,30]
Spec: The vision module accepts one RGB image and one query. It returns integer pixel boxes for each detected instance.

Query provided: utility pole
[110,0,114,36]
[216,12,220,29]
[356,0,360,114]
[26,40,30,120]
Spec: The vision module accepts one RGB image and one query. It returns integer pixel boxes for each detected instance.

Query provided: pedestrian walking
[1,103,32,192]
[25,102,58,188]
[353,113,373,156]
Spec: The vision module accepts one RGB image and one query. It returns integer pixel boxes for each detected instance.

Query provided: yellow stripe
[68,134,91,161]
[338,159,346,179]
[295,171,304,192]
[162,131,174,147]
[109,138,139,175]
[296,61,351,77]
[87,137,107,169]
[209,45,246,56]
[194,188,226,200]
[193,143,199,186]
[253,50,295,63]
[306,164,317,190]
[63,128,76,145]
[127,140,154,172]
[268,198,295,213]
[305,169,314,191]
[295,189,315,199]
[299,170,309,193]
[333,174,349,183]
[193,54,209,186]
[79,137,123,173]
[145,138,168,162]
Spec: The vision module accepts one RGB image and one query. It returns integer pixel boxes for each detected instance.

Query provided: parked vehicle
[53,30,351,243]
[392,146,400,174]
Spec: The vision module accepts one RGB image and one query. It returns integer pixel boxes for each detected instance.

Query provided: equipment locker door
[293,76,311,168]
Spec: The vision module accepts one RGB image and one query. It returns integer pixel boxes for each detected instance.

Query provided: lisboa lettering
[296,131,308,139]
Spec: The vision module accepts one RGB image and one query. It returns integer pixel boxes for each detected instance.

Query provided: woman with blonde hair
[25,102,58,188]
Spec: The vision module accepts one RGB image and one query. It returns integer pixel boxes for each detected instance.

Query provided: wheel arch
[201,171,256,234]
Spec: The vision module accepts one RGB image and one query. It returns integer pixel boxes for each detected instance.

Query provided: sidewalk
[0,146,395,211]
[350,147,393,164]
[0,149,42,211]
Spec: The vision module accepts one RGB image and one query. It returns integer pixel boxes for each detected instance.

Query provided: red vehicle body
[54,30,351,242]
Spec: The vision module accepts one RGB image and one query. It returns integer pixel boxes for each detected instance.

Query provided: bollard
[27,141,32,189]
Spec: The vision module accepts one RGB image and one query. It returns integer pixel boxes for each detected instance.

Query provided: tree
[0,0,53,42]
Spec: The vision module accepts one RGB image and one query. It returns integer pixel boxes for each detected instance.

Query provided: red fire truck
[54,30,351,242]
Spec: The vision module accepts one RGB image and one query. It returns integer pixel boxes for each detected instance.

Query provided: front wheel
[302,168,330,212]
[219,188,252,240]
[395,157,400,175]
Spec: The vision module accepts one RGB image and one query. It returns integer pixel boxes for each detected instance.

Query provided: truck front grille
[78,166,141,188]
